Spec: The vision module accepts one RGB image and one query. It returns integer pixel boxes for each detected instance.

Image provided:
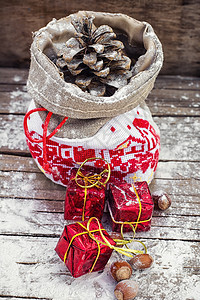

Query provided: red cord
[24,107,68,173]
[24,108,47,143]
[42,112,53,171]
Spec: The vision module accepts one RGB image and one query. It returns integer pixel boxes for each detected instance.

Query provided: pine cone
[56,16,133,97]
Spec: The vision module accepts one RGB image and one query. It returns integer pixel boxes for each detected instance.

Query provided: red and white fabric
[24,100,160,186]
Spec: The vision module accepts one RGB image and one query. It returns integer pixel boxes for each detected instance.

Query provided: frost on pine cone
[56,16,133,97]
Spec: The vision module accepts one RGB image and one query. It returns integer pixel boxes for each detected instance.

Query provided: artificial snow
[13,75,22,82]
[1,234,199,300]
[9,89,30,113]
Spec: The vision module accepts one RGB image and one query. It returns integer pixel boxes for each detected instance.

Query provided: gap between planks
[0,232,199,243]
[0,235,199,299]
[1,115,200,161]
[0,68,199,90]
[0,296,51,300]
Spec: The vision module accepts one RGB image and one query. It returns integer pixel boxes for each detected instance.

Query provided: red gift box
[64,167,107,221]
[55,218,116,277]
[108,181,154,232]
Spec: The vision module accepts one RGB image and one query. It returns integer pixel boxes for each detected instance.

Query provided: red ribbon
[24,107,68,173]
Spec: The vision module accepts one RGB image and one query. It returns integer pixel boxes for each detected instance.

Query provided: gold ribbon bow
[63,217,146,273]
[73,157,111,221]
[108,183,152,241]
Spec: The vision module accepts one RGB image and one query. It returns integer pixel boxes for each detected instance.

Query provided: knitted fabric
[25,100,160,186]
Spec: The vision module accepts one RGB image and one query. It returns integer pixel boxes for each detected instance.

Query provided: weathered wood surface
[0,1,200,76]
[1,68,200,90]
[0,68,200,299]
[0,195,199,242]
[1,236,199,300]
[1,113,200,161]
[0,69,200,117]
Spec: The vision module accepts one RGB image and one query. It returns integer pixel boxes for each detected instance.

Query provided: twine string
[72,157,111,221]
[63,217,145,273]
[108,183,151,252]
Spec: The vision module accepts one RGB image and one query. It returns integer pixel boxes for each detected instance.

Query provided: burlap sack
[27,11,163,139]
[25,11,163,186]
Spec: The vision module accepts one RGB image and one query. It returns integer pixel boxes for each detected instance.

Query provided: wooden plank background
[0,0,200,76]
[0,69,200,299]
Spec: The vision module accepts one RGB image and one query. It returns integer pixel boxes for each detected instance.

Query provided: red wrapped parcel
[64,167,106,221]
[108,181,154,232]
[55,218,116,277]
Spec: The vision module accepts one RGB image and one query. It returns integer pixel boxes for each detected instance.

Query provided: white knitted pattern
[25,100,160,186]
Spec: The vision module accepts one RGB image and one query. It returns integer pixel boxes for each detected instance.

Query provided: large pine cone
[56,16,133,97]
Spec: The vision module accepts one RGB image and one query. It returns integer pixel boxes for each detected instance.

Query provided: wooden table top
[0,68,199,300]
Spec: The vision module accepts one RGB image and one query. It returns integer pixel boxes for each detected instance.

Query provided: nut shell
[114,280,138,300]
[109,232,124,247]
[109,232,123,240]
[129,254,153,270]
[152,190,172,210]
[158,193,171,210]
[111,261,132,282]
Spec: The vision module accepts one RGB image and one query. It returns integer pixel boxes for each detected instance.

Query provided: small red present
[108,181,154,232]
[55,218,116,277]
[64,162,110,221]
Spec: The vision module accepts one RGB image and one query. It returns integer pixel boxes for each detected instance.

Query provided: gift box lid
[109,181,153,210]
[69,166,108,188]
[64,220,115,251]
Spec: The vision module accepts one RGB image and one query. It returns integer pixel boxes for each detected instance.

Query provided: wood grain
[1,169,199,199]
[1,68,200,90]
[0,236,199,299]
[0,298,49,300]
[0,68,28,85]
[0,196,199,241]
[0,69,199,117]
[1,113,200,162]
[0,68,200,300]
[0,158,200,241]
[0,1,200,75]
[1,84,200,116]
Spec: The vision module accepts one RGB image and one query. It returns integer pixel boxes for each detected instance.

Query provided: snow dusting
[0,114,27,150]
[9,88,30,113]
[181,95,189,100]
[1,234,199,300]
[0,14,199,299]
[13,75,22,82]
[0,163,199,299]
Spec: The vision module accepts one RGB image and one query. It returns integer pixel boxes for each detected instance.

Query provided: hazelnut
[111,261,132,282]
[129,254,153,270]
[152,190,172,210]
[109,232,123,240]
[109,232,123,248]
[114,280,138,300]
